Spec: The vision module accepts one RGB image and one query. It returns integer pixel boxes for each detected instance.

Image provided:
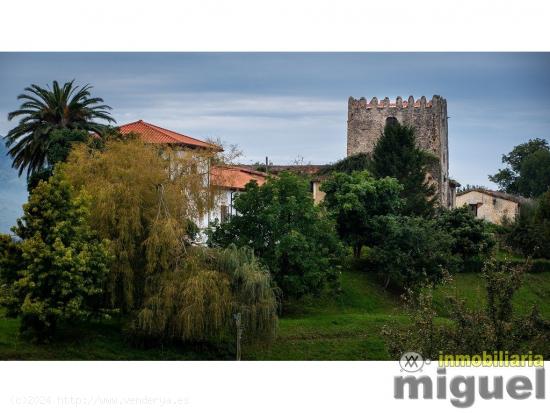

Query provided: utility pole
[234,313,243,361]
[265,156,269,174]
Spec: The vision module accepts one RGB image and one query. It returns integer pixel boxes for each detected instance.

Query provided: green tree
[368,216,455,290]
[321,170,403,258]
[208,172,343,299]
[63,138,219,312]
[489,138,550,197]
[436,206,495,269]
[4,80,114,181]
[370,121,438,216]
[1,171,111,340]
[132,245,278,346]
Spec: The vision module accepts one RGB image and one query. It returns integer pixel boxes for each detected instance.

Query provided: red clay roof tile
[118,120,221,151]
[211,166,267,190]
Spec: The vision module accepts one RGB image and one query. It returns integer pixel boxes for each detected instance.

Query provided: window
[385,116,398,127]
[468,203,479,217]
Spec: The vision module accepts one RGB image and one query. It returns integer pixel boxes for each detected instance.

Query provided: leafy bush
[436,206,495,270]
[368,215,456,290]
[382,257,550,358]
[1,172,112,340]
[132,245,278,344]
[208,172,343,299]
[321,171,403,258]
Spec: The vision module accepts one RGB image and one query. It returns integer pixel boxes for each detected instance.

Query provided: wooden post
[234,313,242,361]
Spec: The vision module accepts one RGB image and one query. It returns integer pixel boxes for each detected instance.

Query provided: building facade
[455,188,528,224]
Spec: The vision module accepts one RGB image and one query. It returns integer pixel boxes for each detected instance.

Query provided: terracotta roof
[457,188,530,204]
[211,166,267,190]
[118,120,221,151]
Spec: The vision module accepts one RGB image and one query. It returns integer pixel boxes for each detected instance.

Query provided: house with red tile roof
[117,120,266,230]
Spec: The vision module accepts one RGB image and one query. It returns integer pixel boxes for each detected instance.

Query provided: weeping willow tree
[133,245,278,343]
[62,137,220,311]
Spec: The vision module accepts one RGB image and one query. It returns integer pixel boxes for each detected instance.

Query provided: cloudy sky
[1,53,550,230]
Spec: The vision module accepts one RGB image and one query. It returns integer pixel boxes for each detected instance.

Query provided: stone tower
[347,95,453,207]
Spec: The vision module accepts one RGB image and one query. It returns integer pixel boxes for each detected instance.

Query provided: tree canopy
[62,137,219,311]
[321,170,403,257]
[489,138,550,197]
[208,172,343,299]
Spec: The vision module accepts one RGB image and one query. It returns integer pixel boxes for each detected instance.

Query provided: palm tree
[4,80,115,177]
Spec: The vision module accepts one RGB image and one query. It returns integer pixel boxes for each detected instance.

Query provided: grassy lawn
[1,270,548,360]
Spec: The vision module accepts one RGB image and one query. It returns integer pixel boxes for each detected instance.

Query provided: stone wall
[347,95,451,207]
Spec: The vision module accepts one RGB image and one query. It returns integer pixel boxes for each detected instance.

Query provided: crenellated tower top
[346,94,451,207]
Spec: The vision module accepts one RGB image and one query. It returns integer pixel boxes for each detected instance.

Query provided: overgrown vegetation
[382,257,550,359]
[505,190,550,259]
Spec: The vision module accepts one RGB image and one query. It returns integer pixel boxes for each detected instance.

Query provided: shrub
[1,172,112,340]
[208,172,343,299]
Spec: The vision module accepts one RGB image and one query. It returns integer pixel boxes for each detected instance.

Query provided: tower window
[385,117,398,127]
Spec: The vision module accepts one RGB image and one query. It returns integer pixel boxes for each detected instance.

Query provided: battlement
[348,95,445,111]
